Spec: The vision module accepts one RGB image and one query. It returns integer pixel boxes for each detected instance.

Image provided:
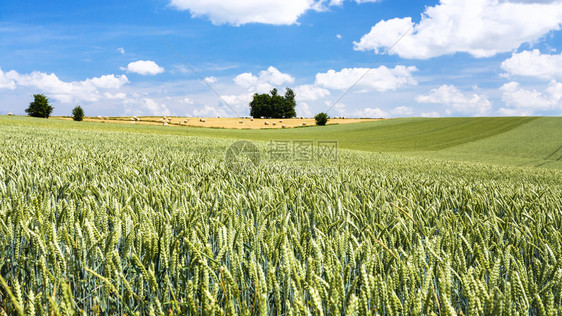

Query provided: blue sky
[1,0,562,117]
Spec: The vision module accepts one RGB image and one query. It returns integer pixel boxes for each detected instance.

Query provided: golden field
[53,116,381,129]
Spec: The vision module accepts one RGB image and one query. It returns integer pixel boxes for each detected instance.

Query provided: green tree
[249,88,297,118]
[72,105,84,121]
[25,94,54,118]
[270,90,285,118]
[283,88,297,118]
[315,112,329,126]
[250,93,272,118]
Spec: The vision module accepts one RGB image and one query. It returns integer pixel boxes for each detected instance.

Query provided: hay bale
[163,122,168,126]
[104,116,109,120]
[302,122,307,126]
[200,119,206,122]
[239,120,243,124]
[8,113,13,116]
[272,122,276,126]
[250,118,254,121]
[265,121,269,125]
[97,115,102,119]
[282,124,286,128]
[279,120,283,123]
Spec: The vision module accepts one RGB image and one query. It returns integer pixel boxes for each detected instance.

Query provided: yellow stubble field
[55,116,382,129]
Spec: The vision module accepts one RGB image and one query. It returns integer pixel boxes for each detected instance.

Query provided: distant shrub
[25,94,53,118]
[315,112,329,126]
[72,106,84,121]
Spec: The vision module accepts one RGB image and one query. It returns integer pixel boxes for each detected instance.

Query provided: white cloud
[315,65,417,92]
[140,98,171,116]
[296,102,313,117]
[497,107,534,116]
[351,105,413,118]
[294,84,330,101]
[103,92,127,99]
[354,0,562,59]
[391,106,414,116]
[0,68,17,89]
[0,67,129,103]
[191,104,228,117]
[416,84,491,116]
[354,107,388,118]
[234,66,294,91]
[117,48,125,54]
[233,72,258,88]
[220,92,254,109]
[168,0,382,25]
[420,111,441,117]
[501,49,562,80]
[204,76,217,83]
[260,67,295,85]
[182,97,194,104]
[499,80,562,114]
[123,60,164,76]
[169,0,319,25]
[336,34,342,39]
[86,75,129,89]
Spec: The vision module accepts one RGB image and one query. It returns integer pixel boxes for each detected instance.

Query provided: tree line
[250,88,296,119]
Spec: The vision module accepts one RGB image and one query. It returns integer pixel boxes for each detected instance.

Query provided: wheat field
[0,118,561,315]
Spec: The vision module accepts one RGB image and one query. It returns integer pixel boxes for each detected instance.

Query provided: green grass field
[1,115,560,168]
[0,115,561,314]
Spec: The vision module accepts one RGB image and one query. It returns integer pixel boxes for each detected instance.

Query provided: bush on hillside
[315,112,329,126]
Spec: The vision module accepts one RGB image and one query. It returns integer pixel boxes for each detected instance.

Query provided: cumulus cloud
[315,65,417,92]
[204,76,217,83]
[0,67,128,103]
[168,0,382,25]
[234,66,294,91]
[391,106,414,116]
[499,80,562,115]
[354,0,562,59]
[169,0,319,25]
[0,68,17,89]
[103,92,127,100]
[420,111,441,117]
[352,106,414,118]
[294,102,312,117]
[220,92,254,110]
[140,98,171,116]
[294,84,330,101]
[191,104,229,117]
[416,84,491,116]
[123,60,164,76]
[501,49,562,80]
[222,67,296,114]
[354,107,388,118]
